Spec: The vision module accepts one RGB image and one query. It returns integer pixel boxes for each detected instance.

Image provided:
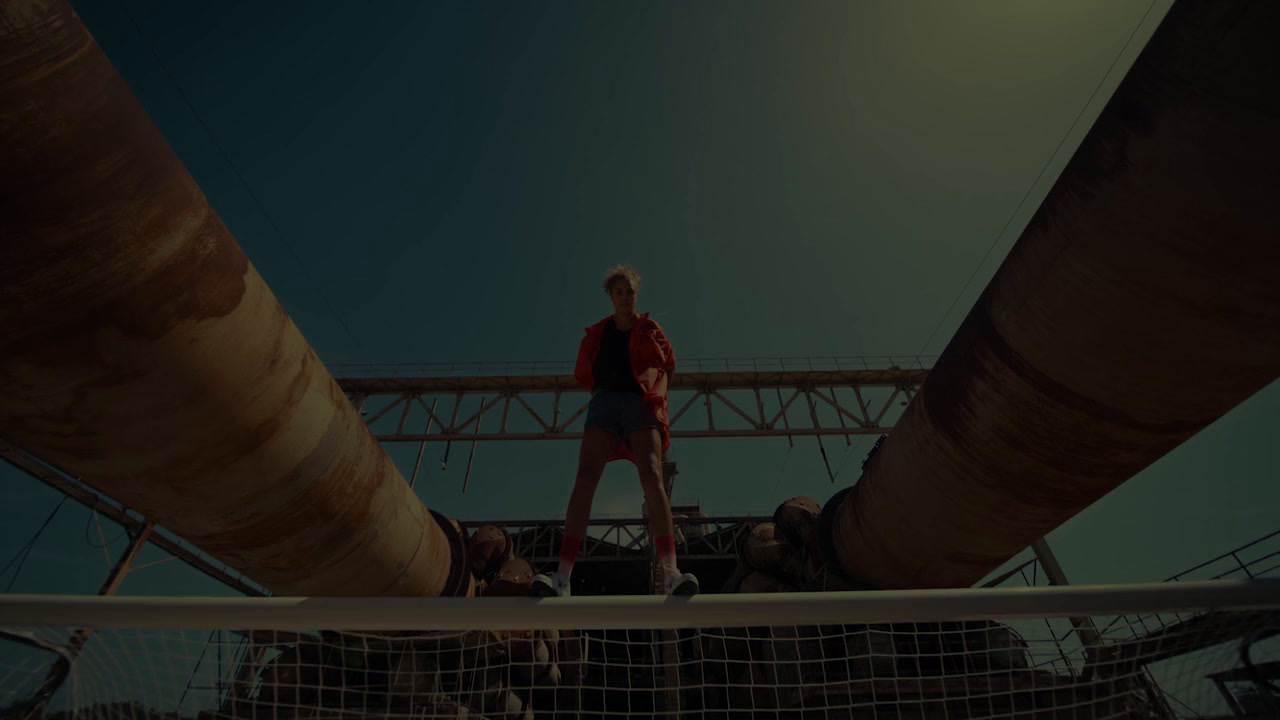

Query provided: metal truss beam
[460,515,753,564]
[1,360,923,596]
[0,438,268,598]
[341,367,928,442]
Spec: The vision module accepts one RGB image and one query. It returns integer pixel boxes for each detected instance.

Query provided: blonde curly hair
[602,264,642,295]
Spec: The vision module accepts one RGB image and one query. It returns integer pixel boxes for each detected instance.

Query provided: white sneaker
[663,571,699,596]
[529,571,571,598]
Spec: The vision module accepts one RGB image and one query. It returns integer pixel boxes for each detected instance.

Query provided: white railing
[329,355,937,378]
[2,580,1276,630]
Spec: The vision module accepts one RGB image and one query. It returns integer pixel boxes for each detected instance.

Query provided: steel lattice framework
[337,357,932,443]
[462,515,753,565]
[1,433,754,592]
[0,438,268,598]
[2,357,931,598]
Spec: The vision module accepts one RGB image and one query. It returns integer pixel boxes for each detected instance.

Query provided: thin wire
[0,496,70,575]
[116,0,370,360]
[1160,687,1201,715]
[918,0,1161,355]
[1,496,70,592]
[129,555,181,572]
[769,445,794,498]
[84,506,127,549]
[830,443,856,482]
[92,509,113,569]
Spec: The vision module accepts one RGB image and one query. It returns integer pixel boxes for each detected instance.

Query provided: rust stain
[0,0,459,598]
[832,0,1280,590]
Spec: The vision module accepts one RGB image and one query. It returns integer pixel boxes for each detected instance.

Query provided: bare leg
[564,428,619,540]
[628,428,674,544]
[529,428,620,595]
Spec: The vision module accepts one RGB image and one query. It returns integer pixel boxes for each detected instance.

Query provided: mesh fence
[2,585,1278,719]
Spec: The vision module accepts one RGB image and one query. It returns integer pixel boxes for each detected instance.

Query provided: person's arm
[574,332,596,391]
[652,324,676,373]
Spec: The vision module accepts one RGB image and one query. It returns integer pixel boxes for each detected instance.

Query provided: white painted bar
[1,580,1277,631]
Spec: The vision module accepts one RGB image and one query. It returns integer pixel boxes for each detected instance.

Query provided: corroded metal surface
[0,0,457,597]
[467,525,513,579]
[829,1,1280,589]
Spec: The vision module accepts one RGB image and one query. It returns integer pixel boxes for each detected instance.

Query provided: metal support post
[653,454,681,717]
[661,458,678,499]
[349,391,368,416]
[831,386,851,445]
[408,398,438,489]
[1031,539,1174,718]
[1031,539,1102,649]
[462,397,486,494]
[775,388,794,447]
[441,392,462,470]
[804,388,836,483]
[23,522,155,719]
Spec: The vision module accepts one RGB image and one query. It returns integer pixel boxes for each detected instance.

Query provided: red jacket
[574,312,676,465]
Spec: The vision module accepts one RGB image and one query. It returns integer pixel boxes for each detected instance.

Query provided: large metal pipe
[0,0,468,597]
[823,1,1280,589]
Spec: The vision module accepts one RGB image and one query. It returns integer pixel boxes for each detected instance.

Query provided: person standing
[529,265,698,597]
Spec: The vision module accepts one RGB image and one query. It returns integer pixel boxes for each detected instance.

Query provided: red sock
[655,534,678,575]
[558,535,583,579]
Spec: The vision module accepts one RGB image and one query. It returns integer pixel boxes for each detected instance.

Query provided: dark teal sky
[3,0,1276,602]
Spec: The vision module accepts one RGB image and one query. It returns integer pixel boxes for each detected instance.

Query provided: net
[2,581,1278,719]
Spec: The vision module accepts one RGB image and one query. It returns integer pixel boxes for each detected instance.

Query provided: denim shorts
[584,390,661,439]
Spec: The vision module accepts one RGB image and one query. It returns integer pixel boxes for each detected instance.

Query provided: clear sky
[2,0,1276,605]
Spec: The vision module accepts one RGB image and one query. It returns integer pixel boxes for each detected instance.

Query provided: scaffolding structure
[0,354,926,605]
[6,416,1278,718]
[4,0,1280,714]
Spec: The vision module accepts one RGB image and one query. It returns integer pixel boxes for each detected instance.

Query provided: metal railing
[0,437,269,598]
[459,515,755,563]
[981,557,1083,675]
[1099,529,1280,643]
[329,355,937,378]
[1165,529,1280,583]
[983,529,1280,677]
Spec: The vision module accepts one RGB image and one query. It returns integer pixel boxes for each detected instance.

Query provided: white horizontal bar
[1,580,1276,631]
[376,427,886,442]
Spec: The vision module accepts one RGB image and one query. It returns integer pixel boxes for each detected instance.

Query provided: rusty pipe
[0,0,468,597]
[824,0,1280,589]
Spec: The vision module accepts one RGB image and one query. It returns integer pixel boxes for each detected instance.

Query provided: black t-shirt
[592,319,643,394]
